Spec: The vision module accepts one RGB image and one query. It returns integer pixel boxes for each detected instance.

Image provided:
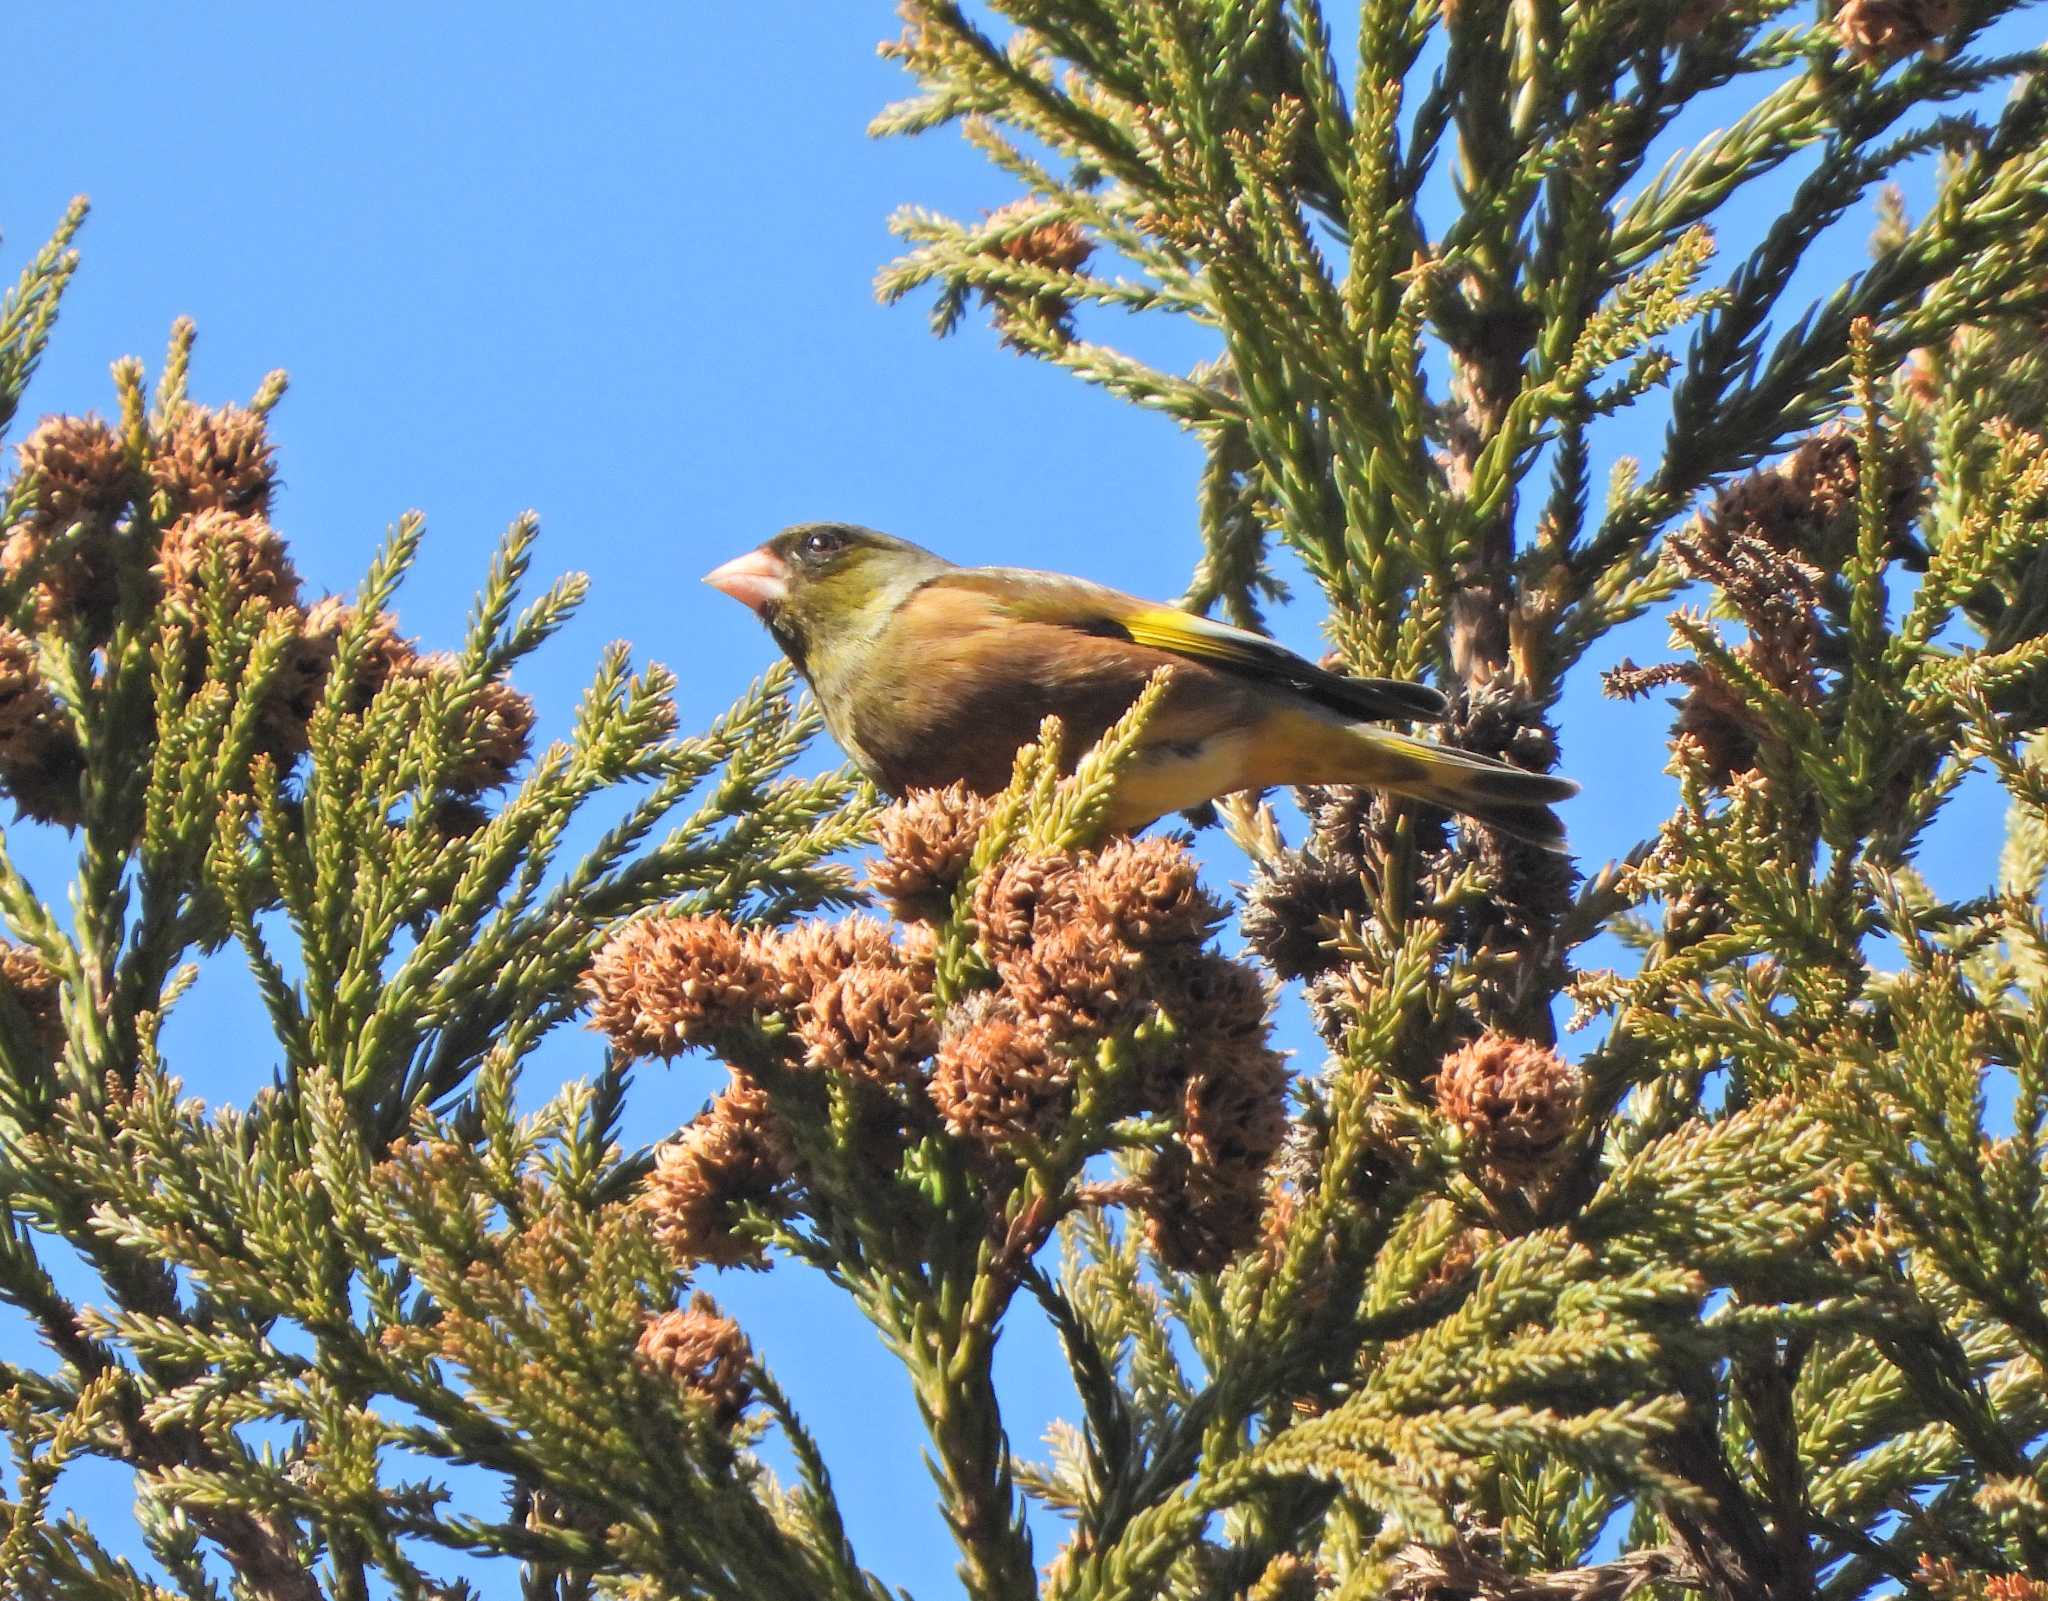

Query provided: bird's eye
[801,528,850,561]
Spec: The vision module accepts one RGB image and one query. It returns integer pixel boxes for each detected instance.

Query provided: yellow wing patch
[1118,606,1277,669]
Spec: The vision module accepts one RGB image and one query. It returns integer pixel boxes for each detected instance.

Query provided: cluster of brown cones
[589,784,1291,1277]
[0,406,534,826]
[1605,429,1922,789]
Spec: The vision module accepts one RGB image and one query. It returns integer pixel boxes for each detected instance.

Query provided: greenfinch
[705,524,1575,847]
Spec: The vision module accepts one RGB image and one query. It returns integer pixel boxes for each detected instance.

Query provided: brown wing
[853,579,1262,796]
[934,567,1447,723]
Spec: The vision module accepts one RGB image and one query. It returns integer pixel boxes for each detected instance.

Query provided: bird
[703,523,1576,847]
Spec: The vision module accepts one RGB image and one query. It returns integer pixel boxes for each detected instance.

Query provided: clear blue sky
[2,4,2027,1595]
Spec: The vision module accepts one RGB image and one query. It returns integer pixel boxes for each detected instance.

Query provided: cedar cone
[394,652,536,793]
[0,626,82,826]
[0,940,64,1065]
[1435,1032,1582,1181]
[635,1291,753,1426]
[641,1074,793,1269]
[0,627,62,766]
[927,994,1070,1146]
[587,915,774,1058]
[5,414,130,631]
[1834,0,1959,62]
[149,404,276,519]
[796,956,938,1085]
[155,508,300,612]
[866,782,992,921]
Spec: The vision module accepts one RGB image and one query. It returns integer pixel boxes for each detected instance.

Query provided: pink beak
[703,546,790,615]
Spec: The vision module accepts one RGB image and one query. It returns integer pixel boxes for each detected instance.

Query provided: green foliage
[860,3,2048,1597]
[7,1,2048,1598]
[0,205,873,1600]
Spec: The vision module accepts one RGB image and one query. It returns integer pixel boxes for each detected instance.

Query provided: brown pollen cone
[587,915,775,1059]
[642,1074,792,1269]
[155,508,300,612]
[6,414,131,631]
[866,782,992,921]
[635,1291,754,1426]
[1435,1032,1582,1182]
[149,404,277,519]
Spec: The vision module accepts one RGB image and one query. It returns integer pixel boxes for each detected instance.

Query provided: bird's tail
[1280,719,1579,852]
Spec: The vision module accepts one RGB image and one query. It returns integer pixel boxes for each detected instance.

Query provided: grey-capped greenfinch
[705,524,1575,846]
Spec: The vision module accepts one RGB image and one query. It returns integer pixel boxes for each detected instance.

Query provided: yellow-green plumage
[703,523,1577,848]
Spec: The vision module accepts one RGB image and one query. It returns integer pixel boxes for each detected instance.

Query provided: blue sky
[3,4,2033,1595]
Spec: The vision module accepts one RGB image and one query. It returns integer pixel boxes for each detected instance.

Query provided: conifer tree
[6,1,2048,1597]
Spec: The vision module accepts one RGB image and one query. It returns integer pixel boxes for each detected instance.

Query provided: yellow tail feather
[1257,714,1578,852]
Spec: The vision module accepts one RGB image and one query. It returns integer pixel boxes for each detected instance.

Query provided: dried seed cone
[1435,1032,1582,1181]
[1241,784,1414,1040]
[635,1291,753,1425]
[156,508,300,611]
[796,957,938,1084]
[6,415,130,630]
[642,1075,792,1269]
[150,404,277,518]
[1137,1013,1288,1275]
[1239,838,1364,984]
[587,915,774,1058]
[1177,1043,1289,1175]
[0,625,83,825]
[981,199,1093,343]
[1076,835,1224,950]
[256,599,416,761]
[1141,1144,1267,1275]
[1158,950,1273,1053]
[1833,0,1959,62]
[997,918,1148,1038]
[0,626,82,824]
[0,940,64,1065]
[0,628,61,766]
[1701,429,1922,569]
[971,848,1079,961]
[985,199,1093,274]
[12,415,130,529]
[390,653,536,792]
[458,677,536,791]
[927,996,1068,1145]
[759,915,901,1012]
[866,783,991,920]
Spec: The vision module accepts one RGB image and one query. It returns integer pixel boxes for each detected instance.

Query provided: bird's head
[703,523,952,674]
